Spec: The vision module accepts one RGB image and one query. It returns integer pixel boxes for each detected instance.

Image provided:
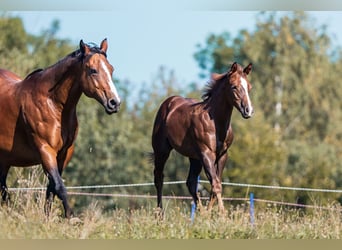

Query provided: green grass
[0,190,341,239]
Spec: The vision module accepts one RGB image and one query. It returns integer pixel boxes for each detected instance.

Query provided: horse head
[79,38,121,114]
[227,62,254,119]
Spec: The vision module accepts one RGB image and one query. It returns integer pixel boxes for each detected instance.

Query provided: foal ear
[229,62,238,73]
[80,40,90,55]
[243,63,253,75]
[100,38,108,53]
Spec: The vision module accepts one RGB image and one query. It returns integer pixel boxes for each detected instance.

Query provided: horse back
[0,69,21,84]
[152,96,206,158]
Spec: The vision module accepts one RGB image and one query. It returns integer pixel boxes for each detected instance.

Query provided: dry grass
[1,168,341,239]
[0,192,341,239]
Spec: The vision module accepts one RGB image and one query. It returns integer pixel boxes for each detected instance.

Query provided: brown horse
[0,38,121,218]
[152,62,253,213]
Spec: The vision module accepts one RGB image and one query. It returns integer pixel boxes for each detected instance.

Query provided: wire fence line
[7,180,342,211]
[8,180,342,193]
[68,193,342,212]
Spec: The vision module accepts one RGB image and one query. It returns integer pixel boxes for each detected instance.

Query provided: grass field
[0,188,341,239]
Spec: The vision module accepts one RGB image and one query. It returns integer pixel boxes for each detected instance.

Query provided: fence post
[249,192,255,226]
[190,175,200,222]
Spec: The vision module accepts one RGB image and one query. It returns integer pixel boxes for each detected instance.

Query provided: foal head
[79,39,121,114]
[225,62,254,119]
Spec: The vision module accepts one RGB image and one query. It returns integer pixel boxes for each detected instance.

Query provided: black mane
[24,42,107,80]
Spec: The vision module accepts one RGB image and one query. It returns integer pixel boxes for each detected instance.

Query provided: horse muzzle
[240,105,254,119]
[105,98,121,114]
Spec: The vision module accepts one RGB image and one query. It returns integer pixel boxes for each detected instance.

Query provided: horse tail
[146,152,155,165]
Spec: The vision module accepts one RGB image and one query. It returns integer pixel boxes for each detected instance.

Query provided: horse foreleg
[202,153,224,212]
[216,154,227,213]
[39,144,73,218]
[44,177,56,217]
[47,168,73,218]
[207,192,217,211]
[44,145,74,218]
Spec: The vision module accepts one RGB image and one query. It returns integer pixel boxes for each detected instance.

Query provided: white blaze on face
[240,76,253,116]
[100,60,121,104]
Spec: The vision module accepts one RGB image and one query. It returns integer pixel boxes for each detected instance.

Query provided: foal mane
[202,72,227,101]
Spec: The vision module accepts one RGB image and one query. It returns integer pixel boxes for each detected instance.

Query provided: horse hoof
[69,217,82,225]
[153,207,164,220]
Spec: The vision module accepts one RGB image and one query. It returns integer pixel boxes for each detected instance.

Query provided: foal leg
[215,154,228,212]
[186,158,202,211]
[153,150,171,209]
[202,153,223,212]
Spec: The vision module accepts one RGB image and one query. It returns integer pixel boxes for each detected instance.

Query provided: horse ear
[80,40,90,55]
[229,62,238,73]
[100,38,108,53]
[243,63,252,75]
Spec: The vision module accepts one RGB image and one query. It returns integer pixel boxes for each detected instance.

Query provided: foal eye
[89,68,98,74]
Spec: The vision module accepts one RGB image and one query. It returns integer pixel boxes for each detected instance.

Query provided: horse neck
[46,57,83,110]
[206,86,234,131]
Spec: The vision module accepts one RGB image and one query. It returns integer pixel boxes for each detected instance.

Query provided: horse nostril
[109,99,117,107]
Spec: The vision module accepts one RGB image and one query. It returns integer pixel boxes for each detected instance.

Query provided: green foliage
[0,14,73,76]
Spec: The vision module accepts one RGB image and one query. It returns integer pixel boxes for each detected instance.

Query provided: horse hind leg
[0,165,10,205]
[186,158,203,211]
[153,148,171,211]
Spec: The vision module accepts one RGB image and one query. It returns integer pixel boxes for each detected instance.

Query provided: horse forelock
[83,42,107,58]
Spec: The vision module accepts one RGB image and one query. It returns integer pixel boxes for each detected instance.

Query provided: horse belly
[0,141,41,167]
[166,114,198,159]
[0,122,41,167]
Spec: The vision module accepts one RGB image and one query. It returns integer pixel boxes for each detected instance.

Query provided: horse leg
[44,175,56,216]
[201,152,222,212]
[39,147,73,219]
[45,144,75,217]
[186,158,202,211]
[0,165,10,204]
[45,167,73,218]
[215,153,227,212]
[153,150,171,210]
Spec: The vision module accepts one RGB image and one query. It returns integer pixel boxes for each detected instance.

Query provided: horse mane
[202,72,227,101]
[24,42,107,82]
[24,68,43,79]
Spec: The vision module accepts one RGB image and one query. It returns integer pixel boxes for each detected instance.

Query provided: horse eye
[89,68,98,75]
[231,85,238,90]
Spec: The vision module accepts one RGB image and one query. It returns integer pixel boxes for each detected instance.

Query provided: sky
[5,11,342,93]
